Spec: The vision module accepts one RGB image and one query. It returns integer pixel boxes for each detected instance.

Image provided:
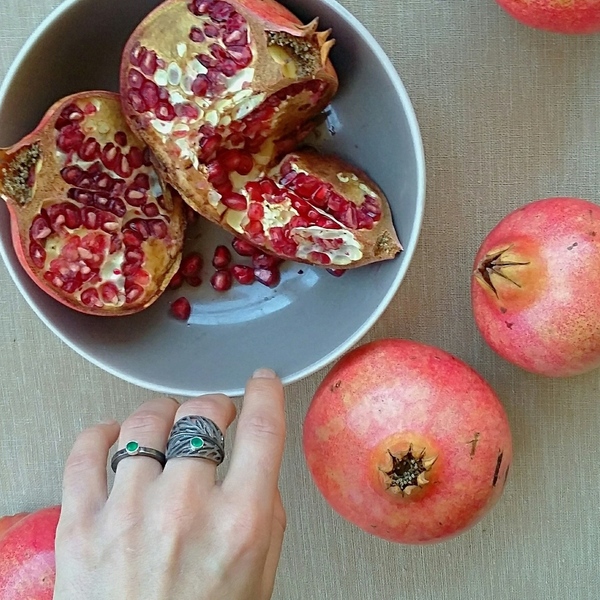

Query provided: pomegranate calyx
[475,247,530,297]
[380,446,437,497]
[0,143,41,206]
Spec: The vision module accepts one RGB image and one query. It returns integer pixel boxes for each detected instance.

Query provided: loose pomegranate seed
[221,192,247,211]
[168,271,184,290]
[232,237,258,256]
[181,252,203,277]
[231,264,255,285]
[186,275,202,287]
[212,245,232,269]
[327,268,346,277]
[211,269,233,292]
[170,296,191,320]
[254,267,280,288]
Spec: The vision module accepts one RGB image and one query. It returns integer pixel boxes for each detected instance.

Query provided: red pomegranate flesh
[120,0,401,268]
[303,339,513,544]
[0,92,185,316]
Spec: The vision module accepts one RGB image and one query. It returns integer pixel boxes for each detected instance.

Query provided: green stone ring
[111,441,167,473]
[166,416,225,465]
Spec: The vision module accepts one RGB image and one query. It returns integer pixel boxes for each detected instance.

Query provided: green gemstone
[190,437,205,450]
[126,441,140,454]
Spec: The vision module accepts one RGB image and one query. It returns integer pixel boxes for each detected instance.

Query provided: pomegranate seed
[55,104,84,130]
[198,53,217,69]
[65,206,82,229]
[228,45,252,68]
[244,219,264,237]
[30,215,52,240]
[221,192,247,211]
[289,216,309,229]
[312,184,330,207]
[143,204,160,217]
[156,101,176,121]
[128,219,151,239]
[212,245,232,269]
[209,1,234,21]
[231,265,255,285]
[128,69,144,90]
[168,271,184,290]
[129,43,143,66]
[247,203,264,221]
[232,237,258,257]
[125,283,144,304]
[308,251,332,265]
[292,174,320,198]
[186,275,202,287]
[357,209,375,230]
[125,187,147,207]
[207,160,229,186]
[236,153,254,175]
[141,79,160,109]
[100,282,120,303]
[29,242,46,268]
[190,26,206,43]
[148,219,168,239]
[60,166,84,186]
[327,268,346,277]
[252,253,281,269]
[219,59,239,77]
[254,267,280,288]
[259,179,279,196]
[339,204,359,229]
[199,134,221,161]
[115,153,133,179]
[204,23,220,37]
[56,125,85,153]
[114,131,128,146]
[181,252,203,277]
[101,143,119,171]
[78,138,101,162]
[170,297,191,320]
[315,216,341,229]
[245,181,263,202]
[123,229,143,247]
[139,49,158,76]
[128,90,147,113]
[327,193,346,213]
[80,288,101,307]
[211,269,233,292]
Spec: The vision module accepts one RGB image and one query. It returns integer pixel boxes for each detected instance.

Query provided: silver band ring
[166,415,225,465]
[111,440,167,473]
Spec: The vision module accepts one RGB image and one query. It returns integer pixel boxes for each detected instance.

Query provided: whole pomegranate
[495,0,600,34]
[472,197,600,377]
[303,339,512,545]
[120,0,401,268]
[0,91,185,316]
[0,506,60,599]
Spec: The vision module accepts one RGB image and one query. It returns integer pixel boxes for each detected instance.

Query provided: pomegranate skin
[303,339,512,545]
[495,0,600,34]
[0,506,60,599]
[472,197,600,377]
[0,513,29,542]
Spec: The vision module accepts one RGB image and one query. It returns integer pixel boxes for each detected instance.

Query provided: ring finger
[111,398,180,493]
[163,394,236,487]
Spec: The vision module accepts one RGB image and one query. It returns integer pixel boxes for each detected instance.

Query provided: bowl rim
[0,0,426,397]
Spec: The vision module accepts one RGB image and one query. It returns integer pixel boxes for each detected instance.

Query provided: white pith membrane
[0,94,182,314]
[123,0,395,268]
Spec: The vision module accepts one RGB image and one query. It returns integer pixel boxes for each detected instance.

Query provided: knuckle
[122,410,166,436]
[244,413,283,441]
[225,510,263,557]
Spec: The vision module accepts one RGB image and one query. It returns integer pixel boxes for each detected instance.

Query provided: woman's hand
[54,369,286,600]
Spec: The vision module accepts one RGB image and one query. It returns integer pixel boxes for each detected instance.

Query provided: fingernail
[167,396,181,405]
[253,368,277,379]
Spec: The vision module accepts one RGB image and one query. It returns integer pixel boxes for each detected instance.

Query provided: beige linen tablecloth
[1,1,600,598]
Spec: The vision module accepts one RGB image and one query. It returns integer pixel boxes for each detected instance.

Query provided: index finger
[223,369,286,504]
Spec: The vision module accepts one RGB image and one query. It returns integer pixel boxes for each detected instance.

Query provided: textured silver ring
[166,415,225,465]
[111,441,166,473]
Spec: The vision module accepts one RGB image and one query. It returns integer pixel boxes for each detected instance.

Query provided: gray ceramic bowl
[0,0,425,396]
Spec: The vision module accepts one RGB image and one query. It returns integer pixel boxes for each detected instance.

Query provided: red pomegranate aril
[55,103,84,129]
[231,264,255,285]
[254,267,280,288]
[327,193,346,213]
[56,125,85,153]
[312,184,329,206]
[339,204,358,229]
[143,203,160,217]
[115,154,133,179]
[308,251,331,265]
[209,1,234,21]
[125,187,147,207]
[204,23,220,37]
[30,215,52,240]
[221,192,247,211]
[139,49,158,76]
[315,216,340,229]
[180,252,203,277]
[247,202,264,221]
[170,296,191,320]
[156,101,176,121]
[219,59,239,77]
[141,80,160,110]
[259,179,279,196]
[228,45,252,68]
[168,271,184,290]
[29,242,46,268]
[236,153,254,175]
[78,138,101,161]
[60,166,83,186]
[148,219,168,239]
[133,173,150,190]
[293,174,320,198]
[101,143,119,171]
[128,69,145,90]
[289,216,309,229]
[252,252,280,269]
[232,237,257,256]
[80,288,101,307]
[114,131,128,146]
[186,274,202,287]
[211,269,233,291]
[123,229,143,247]
[327,268,346,277]
[125,283,144,303]
[127,146,145,169]
[207,160,229,186]
[99,282,120,303]
[357,210,375,230]
[190,27,206,43]
[245,219,264,237]
[128,90,147,113]
[245,181,263,202]
[212,245,232,269]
